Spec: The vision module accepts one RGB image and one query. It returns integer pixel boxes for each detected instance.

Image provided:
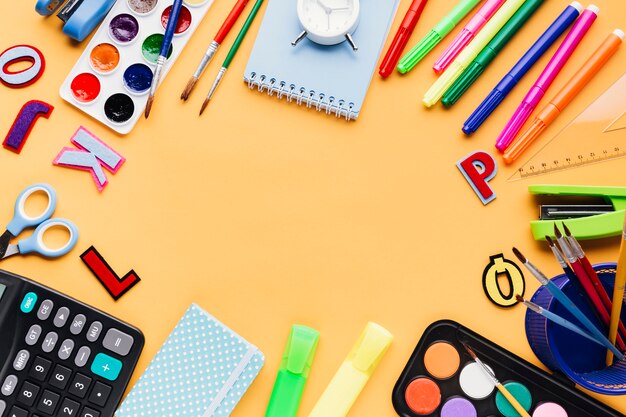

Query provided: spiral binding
[245,72,357,120]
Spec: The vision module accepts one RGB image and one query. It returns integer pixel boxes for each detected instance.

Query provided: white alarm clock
[291,0,360,50]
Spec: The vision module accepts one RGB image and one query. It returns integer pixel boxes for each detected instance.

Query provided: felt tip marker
[442,0,545,107]
[433,0,506,74]
[463,2,582,135]
[396,0,482,74]
[504,30,624,164]
[379,0,429,78]
[495,4,599,152]
[423,0,526,108]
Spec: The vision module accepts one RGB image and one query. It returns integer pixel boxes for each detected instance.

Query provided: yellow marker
[308,322,393,417]
[423,0,526,107]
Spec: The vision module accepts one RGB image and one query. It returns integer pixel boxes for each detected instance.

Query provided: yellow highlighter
[308,322,393,417]
[423,0,526,107]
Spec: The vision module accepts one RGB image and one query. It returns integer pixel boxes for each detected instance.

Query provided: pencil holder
[525,262,626,395]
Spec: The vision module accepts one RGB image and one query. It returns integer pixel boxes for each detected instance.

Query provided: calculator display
[0,283,5,302]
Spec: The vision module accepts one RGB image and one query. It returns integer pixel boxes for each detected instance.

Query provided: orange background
[1,0,625,415]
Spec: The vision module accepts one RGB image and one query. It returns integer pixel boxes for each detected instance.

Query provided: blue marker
[463,2,582,135]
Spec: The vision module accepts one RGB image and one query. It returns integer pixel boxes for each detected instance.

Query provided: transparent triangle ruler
[509,73,626,181]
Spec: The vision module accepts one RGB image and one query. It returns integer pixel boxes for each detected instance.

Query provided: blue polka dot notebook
[115,303,265,417]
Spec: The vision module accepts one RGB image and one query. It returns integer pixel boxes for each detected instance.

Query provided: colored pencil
[145,0,184,118]
[607,213,626,364]
[181,0,251,100]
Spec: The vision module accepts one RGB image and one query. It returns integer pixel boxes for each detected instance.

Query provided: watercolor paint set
[392,320,622,417]
[60,0,214,134]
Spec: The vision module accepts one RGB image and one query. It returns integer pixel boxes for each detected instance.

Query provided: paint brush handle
[215,0,251,43]
[541,308,605,347]
[223,0,264,68]
[496,384,531,417]
[546,280,624,359]
[161,0,184,57]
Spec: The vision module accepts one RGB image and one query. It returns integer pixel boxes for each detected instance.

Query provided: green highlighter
[442,0,545,107]
[397,0,482,74]
[264,325,320,417]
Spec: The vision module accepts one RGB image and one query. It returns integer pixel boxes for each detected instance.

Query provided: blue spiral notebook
[115,304,264,417]
[244,0,399,120]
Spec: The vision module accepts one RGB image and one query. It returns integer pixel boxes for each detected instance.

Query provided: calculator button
[80,407,100,417]
[74,346,91,368]
[90,353,122,381]
[58,339,75,360]
[86,322,102,343]
[12,350,30,371]
[7,406,27,417]
[37,389,60,415]
[68,373,91,398]
[1,375,18,396]
[29,357,52,382]
[49,365,72,390]
[54,307,70,328]
[0,400,5,417]
[87,381,111,407]
[41,332,58,353]
[17,381,40,407]
[20,292,37,313]
[102,328,134,356]
[36,300,54,321]
[59,398,80,417]
[25,324,42,346]
[70,314,86,335]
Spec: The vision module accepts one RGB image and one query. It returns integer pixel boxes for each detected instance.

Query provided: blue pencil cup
[525,262,626,395]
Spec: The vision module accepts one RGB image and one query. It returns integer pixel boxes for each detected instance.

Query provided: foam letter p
[456,150,497,205]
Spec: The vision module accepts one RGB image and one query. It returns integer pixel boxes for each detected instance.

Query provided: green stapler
[529,185,626,240]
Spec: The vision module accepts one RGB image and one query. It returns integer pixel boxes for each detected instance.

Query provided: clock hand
[316,0,332,14]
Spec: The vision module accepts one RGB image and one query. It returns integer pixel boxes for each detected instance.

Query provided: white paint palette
[60,0,214,134]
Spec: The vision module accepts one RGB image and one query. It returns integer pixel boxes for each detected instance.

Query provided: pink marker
[495,4,599,152]
[432,0,506,74]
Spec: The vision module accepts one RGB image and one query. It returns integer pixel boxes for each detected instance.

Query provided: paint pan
[60,0,215,134]
[392,320,623,417]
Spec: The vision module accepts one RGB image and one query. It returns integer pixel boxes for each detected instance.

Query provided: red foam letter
[456,150,498,205]
[80,246,140,300]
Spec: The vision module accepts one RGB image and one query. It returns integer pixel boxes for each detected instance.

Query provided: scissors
[0,183,78,259]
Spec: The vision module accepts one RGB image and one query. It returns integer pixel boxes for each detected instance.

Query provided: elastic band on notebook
[201,345,259,417]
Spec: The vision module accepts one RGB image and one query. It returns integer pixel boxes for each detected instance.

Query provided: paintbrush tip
[181,77,198,100]
[144,96,154,118]
[199,98,209,115]
[545,235,554,246]
[515,294,525,303]
[461,342,477,360]
[562,222,572,237]
[512,247,526,263]
[554,224,563,239]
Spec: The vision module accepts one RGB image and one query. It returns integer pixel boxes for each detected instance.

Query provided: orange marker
[503,29,624,165]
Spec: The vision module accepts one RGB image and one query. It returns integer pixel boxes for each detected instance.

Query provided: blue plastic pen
[463,2,582,135]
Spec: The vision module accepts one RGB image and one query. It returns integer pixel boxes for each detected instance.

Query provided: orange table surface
[1,0,625,415]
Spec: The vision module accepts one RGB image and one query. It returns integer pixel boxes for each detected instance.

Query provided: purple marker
[495,4,599,152]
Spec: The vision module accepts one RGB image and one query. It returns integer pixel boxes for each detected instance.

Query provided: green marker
[264,325,320,417]
[442,0,546,107]
[397,0,482,74]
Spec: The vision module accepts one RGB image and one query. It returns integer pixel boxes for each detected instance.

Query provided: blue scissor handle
[6,184,57,236]
[17,218,79,258]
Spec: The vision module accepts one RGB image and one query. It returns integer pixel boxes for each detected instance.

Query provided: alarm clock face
[296,0,360,45]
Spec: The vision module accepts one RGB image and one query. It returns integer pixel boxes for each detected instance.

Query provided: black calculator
[0,269,144,417]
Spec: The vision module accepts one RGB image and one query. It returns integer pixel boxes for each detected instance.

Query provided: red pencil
[181,0,251,99]
[379,0,429,78]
